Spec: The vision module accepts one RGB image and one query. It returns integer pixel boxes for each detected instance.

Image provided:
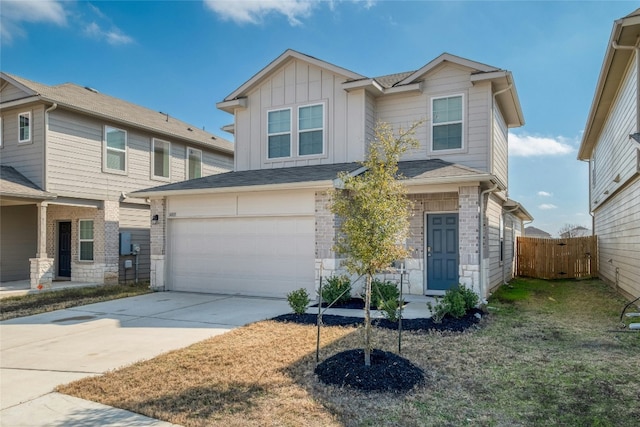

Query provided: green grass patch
[0,282,151,321]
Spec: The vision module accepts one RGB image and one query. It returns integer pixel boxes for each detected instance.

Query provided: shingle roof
[0,166,56,200]
[372,71,416,89]
[1,72,234,155]
[132,159,492,197]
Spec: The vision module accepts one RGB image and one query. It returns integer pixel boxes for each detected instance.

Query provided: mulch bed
[273,308,483,393]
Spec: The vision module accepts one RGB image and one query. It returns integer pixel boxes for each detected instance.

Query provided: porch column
[30,202,54,289]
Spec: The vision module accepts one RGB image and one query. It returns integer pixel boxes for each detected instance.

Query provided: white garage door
[167,216,315,297]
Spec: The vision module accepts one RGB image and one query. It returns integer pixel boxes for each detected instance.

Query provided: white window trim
[18,111,31,144]
[186,147,203,180]
[266,107,292,160]
[297,103,325,157]
[430,93,465,153]
[78,219,94,262]
[103,125,128,174]
[151,138,171,181]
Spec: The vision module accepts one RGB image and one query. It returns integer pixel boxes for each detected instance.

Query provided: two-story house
[133,50,531,299]
[0,72,234,288]
[578,8,640,300]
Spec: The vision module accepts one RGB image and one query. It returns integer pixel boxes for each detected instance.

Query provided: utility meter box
[119,232,132,256]
[124,259,133,269]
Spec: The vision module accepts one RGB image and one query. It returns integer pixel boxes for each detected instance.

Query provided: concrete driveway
[0,292,290,426]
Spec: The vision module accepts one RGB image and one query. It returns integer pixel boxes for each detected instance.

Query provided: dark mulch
[314,348,424,393]
[272,308,483,333]
[311,297,406,311]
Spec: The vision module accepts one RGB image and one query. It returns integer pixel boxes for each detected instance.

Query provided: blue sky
[2,0,637,235]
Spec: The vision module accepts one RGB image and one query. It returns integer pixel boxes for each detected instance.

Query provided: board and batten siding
[591,55,637,210]
[119,203,151,282]
[0,205,37,281]
[45,109,231,200]
[234,58,362,171]
[375,64,492,172]
[492,102,509,187]
[0,105,45,188]
[594,175,640,298]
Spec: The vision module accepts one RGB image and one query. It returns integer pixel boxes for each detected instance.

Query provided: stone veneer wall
[149,198,166,290]
[458,186,481,295]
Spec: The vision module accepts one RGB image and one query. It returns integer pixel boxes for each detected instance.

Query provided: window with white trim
[152,139,171,179]
[79,220,94,261]
[267,108,291,158]
[104,126,127,172]
[187,147,202,179]
[19,112,31,143]
[298,104,324,156]
[432,95,463,151]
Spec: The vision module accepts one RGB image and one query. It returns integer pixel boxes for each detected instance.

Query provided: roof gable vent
[84,86,99,93]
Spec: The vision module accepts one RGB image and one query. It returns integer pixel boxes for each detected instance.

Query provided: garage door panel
[168,217,315,297]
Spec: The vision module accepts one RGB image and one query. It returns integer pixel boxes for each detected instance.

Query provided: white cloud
[204,0,316,26]
[538,204,558,210]
[84,22,133,45]
[537,191,552,197]
[1,0,67,44]
[509,132,574,157]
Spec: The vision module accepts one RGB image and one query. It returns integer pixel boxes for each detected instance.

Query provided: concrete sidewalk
[0,292,290,426]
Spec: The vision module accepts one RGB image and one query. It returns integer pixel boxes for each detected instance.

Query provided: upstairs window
[298,104,324,156]
[153,139,171,179]
[19,112,31,143]
[187,147,202,179]
[79,219,94,261]
[104,126,127,172]
[268,109,291,158]
[432,95,463,151]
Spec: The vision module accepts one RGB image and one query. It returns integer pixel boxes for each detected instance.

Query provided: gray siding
[492,103,508,187]
[0,105,45,188]
[0,84,30,103]
[0,205,37,281]
[595,175,640,298]
[486,194,503,289]
[119,203,151,282]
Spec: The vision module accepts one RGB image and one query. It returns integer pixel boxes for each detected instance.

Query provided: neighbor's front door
[58,221,72,278]
[425,213,459,293]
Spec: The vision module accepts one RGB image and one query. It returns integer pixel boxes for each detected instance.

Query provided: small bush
[322,275,351,305]
[378,298,404,322]
[287,288,310,315]
[427,284,479,323]
[371,279,400,310]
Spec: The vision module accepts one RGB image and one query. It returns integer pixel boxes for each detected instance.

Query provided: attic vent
[211,136,217,140]
[84,86,99,93]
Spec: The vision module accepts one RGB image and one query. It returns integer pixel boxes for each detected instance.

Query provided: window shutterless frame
[297,103,325,157]
[186,147,202,180]
[103,125,128,174]
[78,219,94,261]
[430,94,465,152]
[18,111,31,143]
[152,138,171,180]
[267,108,292,159]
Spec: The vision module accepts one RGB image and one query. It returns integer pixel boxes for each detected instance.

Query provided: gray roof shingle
[0,166,56,200]
[1,72,234,154]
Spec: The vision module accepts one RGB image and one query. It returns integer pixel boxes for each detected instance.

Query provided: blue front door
[426,213,459,292]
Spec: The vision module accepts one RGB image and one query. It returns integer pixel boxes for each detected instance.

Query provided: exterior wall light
[151,214,159,225]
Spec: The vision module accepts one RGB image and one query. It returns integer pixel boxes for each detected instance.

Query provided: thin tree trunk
[364,274,372,366]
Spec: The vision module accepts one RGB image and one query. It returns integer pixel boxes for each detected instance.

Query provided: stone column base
[30,258,54,289]
[150,255,165,291]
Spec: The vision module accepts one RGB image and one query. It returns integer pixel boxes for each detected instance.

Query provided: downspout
[479,182,499,299]
[43,103,58,190]
[502,203,520,285]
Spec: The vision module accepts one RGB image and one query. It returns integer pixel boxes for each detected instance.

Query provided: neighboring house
[578,8,640,300]
[134,50,532,299]
[559,226,591,238]
[0,72,234,288]
[525,226,551,238]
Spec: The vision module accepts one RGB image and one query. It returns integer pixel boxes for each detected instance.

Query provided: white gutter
[43,103,58,191]
[479,182,499,298]
[0,96,41,109]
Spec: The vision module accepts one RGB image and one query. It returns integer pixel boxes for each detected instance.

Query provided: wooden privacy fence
[516,236,598,280]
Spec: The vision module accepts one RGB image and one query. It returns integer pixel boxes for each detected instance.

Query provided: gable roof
[525,226,551,237]
[0,72,234,155]
[131,159,498,197]
[0,165,56,201]
[396,53,498,86]
[578,8,640,160]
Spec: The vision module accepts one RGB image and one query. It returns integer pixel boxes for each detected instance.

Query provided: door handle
[427,246,432,257]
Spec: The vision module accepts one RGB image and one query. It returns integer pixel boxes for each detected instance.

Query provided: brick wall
[458,186,481,294]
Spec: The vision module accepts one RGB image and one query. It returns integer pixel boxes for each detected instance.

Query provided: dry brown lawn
[58,279,640,427]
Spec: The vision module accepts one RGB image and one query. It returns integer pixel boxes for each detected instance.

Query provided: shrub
[322,275,352,305]
[378,298,403,322]
[287,288,310,315]
[371,279,400,310]
[427,284,479,323]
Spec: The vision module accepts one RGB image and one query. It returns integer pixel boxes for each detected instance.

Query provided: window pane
[433,96,462,123]
[299,105,322,130]
[268,110,290,133]
[19,114,30,141]
[299,130,323,155]
[268,134,290,158]
[188,149,202,179]
[80,220,93,239]
[106,128,126,150]
[433,123,462,150]
[80,242,94,261]
[154,141,170,178]
[107,150,125,170]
